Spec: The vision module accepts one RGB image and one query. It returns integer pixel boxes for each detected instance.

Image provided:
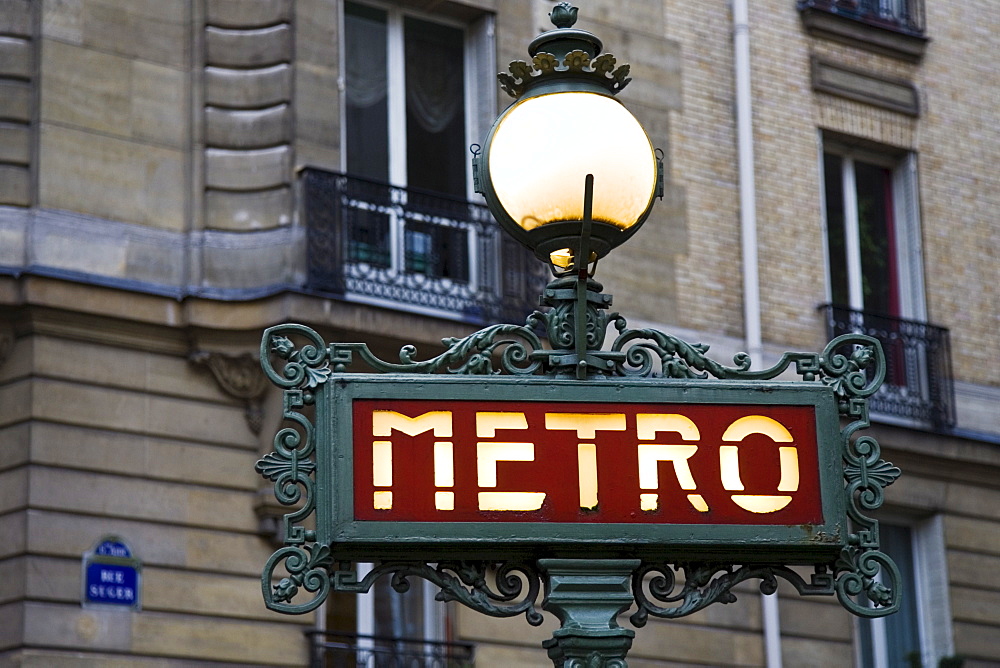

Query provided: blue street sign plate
[84,562,139,606]
[82,536,142,610]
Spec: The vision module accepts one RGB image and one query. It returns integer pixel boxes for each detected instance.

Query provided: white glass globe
[487,91,657,233]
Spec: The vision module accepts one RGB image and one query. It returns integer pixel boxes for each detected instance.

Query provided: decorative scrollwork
[630,561,835,625]
[189,350,270,433]
[498,49,632,98]
[610,323,752,379]
[834,547,902,617]
[261,324,331,389]
[256,288,901,620]
[262,543,332,614]
[332,318,547,376]
[333,561,544,626]
[845,436,901,520]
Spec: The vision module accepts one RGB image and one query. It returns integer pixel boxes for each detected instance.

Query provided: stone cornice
[0,274,480,360]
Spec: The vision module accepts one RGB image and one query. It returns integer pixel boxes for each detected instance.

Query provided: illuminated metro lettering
[372,410,453,437]
[434,441,455,511]
[721,415,798,513]
[476,411,528,436]
[636,414,708,513]
[359,403,817,522]
[371,410,454,510]
[477,412,545,511]
[545,413,626,510]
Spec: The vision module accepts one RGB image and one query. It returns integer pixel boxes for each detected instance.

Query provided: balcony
[822,305,955,431]
[798,0,928,62]
[301,168,545,327]
[306,631,475,668]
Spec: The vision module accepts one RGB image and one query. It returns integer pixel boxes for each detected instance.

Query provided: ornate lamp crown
[498,2,632,99]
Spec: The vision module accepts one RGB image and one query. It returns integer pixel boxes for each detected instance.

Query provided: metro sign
[319,376,845,559]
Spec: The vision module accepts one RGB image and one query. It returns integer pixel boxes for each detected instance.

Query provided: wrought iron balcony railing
[306,631,475,668]
[798,0,925,36]
[822,305,955,430]
[301,168,545,326]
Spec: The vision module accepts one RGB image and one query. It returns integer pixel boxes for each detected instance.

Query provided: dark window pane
[405,225,434,275]
[854,160,898,315]
[405,220,469,281]
[404,17,467,197]
[823,153,849,307]
[345,206,391,267]
[345,3,389,182]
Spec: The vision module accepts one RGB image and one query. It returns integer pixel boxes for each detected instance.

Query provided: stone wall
[657,0,998,392]
[914,0,999,387]
[0,1,36,207]
[0,295,310,664]
[203,0,294,231]
[0,0,997,665]
[36,0,189,231]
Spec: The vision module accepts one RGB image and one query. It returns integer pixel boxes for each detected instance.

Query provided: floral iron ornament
[256,274,901,629]
[497,2,632,99]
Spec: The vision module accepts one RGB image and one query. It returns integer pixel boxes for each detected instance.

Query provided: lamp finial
[549,3,578,29]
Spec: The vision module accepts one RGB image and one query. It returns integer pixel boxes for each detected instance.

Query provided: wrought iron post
[540,560,639,667]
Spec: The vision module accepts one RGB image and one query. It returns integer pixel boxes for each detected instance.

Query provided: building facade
[0,0,997,666]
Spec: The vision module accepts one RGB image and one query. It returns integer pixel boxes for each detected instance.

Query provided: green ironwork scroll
[256,277,901,623]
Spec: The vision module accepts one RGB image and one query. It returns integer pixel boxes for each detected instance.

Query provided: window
[341,1,494,283]
[327,3,492,649]
[857,524,922,667]
[344,3,467,197]
[318,571,471,666]
[855,518,955,668]
[353,563,454,665]
[404,220,469,280]
[820,140,955,429]
[358,572,447,643]
[821,143,924,321]
[797,0,927,38]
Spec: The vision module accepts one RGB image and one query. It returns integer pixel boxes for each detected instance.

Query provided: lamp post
[255,5,902,667]
[474,6,661,662]
[474,3,663,381]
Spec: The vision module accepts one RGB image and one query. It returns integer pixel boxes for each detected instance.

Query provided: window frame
[336,1,495,297]
[338,0,495,201]
[817,134,927,322]
[355,562,449,649]
[853,514,955,668]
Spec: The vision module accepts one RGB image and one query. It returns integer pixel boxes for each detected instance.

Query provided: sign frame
[319,375,846,562]
[257,320,901,622]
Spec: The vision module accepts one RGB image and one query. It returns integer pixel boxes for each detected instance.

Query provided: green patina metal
[255,284,901,642]
[256,4,902,664]
[312,375,844,556]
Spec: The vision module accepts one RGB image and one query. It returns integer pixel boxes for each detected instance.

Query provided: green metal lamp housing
[474,4,663,271]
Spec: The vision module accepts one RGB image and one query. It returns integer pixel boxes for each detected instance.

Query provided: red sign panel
[353,400,823,525]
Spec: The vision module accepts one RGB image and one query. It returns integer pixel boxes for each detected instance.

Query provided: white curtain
[405,31,463,134]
